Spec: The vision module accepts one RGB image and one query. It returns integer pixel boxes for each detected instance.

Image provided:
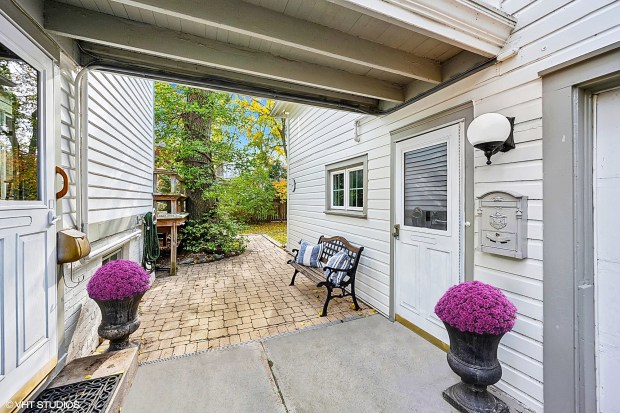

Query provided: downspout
[73,65,105,236]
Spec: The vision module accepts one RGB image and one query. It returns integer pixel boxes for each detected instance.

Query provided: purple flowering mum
[87,260,151,301]
[434,281,517,335]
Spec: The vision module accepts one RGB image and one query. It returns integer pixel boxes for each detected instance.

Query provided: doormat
[24,374,121,413]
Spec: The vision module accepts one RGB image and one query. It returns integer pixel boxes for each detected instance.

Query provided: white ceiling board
[45,0,405,101]
[79,0,101,11]
[152,9,170,29]
[110,0,442,82]
[123,3,144,22]
[95,0,114,14]
[138,8,156,25]
[108,1,129,17]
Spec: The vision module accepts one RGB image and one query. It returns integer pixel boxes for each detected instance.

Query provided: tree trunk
[181,90,216,220]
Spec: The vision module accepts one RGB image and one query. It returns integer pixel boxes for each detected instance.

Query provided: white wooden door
[0,15,58,408]
[394,124,463,344]
[594,87,620,412]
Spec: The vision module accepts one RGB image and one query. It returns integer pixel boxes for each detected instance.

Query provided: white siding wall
[57,55,154,362]
[287,2,620,411]
[87,71,154,224]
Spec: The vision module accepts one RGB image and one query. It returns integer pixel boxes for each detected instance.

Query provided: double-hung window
[325,155,367,217]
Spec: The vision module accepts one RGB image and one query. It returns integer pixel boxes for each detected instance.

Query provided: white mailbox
[476,191,528,259]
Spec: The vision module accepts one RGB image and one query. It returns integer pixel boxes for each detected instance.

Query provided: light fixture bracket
[471,116,515,165]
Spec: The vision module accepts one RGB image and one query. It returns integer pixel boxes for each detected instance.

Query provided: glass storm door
[394,123,463,344]
[0,14,58,408]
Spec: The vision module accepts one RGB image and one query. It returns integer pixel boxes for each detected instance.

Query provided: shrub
[87,260,151,301]
[182,214,248,255]
[434,281,517,335]
[217,167,276,223]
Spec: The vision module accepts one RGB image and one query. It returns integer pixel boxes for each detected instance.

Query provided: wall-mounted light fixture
[353,119,361,142]
[466,113,515,165]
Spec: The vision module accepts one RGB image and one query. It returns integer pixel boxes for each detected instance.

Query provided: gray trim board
[542,46,620,413]
[389,102,475,320]
[0,1,61,61]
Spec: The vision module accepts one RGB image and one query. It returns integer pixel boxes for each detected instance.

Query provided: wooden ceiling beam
[44,1,405,102]
[110,0,442,83]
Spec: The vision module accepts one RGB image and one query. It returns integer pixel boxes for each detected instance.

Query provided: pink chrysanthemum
[434,281,517,335]
[87,260,150,301]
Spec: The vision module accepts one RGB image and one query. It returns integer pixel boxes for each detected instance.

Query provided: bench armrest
[287,248,300,264]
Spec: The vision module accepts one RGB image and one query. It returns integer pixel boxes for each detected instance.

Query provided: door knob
[48,210,60,226]
[464,221,471,227]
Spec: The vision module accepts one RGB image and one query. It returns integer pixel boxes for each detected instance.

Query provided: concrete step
[46,346,139,413]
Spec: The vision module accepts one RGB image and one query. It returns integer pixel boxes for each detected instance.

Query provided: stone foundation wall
[62,234,144,362]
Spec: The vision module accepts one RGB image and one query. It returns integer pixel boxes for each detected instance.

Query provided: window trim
[324,154,368,218]
[102,248,123,265]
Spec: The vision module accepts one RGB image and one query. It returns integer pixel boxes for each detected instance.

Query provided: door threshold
[395,314,449,352]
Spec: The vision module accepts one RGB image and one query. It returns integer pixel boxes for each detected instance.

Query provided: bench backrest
[318,235,364,273]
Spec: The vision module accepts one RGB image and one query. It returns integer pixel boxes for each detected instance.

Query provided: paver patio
[132,234,373,363]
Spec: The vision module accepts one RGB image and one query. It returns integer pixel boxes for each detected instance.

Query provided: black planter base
[443,383,509,413]
[106,339,139,353]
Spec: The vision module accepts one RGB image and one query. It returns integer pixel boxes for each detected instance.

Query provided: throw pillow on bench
[296,240,323,268]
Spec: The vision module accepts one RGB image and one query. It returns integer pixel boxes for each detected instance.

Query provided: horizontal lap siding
[287,1,619,411]
[87,71,154,223]
[288,108,392,314]
[57,58,154,361]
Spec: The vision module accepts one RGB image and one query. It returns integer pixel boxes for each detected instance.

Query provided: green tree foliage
[218,166,277,223]
[235,97,287,183]
[154,83,245,219]
[154,84,288,254]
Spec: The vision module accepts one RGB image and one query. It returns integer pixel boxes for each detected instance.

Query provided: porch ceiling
[43,0,515,112]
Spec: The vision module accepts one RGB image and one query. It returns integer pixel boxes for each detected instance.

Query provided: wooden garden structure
[153,168,188,276]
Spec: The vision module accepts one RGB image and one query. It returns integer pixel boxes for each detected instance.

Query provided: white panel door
[594,87,620,412]
[394,124,463,344]
[0,15,57,407]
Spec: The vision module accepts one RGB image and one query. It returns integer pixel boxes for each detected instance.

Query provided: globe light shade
[466,113,515,165]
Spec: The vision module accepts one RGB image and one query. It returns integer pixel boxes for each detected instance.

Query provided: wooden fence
[252,201,287,222]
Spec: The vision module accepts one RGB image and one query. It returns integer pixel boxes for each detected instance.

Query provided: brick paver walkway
[133,235,373,363]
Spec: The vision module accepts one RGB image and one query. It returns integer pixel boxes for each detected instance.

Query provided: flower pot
[442,322,509,413]
[94,293,144,352]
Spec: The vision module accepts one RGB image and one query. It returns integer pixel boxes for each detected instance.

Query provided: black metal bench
[287,236,364,316]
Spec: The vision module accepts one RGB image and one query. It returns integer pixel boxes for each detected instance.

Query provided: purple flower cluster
[87,260,151,301]
[434,281,517,335]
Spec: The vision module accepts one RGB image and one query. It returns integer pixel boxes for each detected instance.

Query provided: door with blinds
[394,123,463,344]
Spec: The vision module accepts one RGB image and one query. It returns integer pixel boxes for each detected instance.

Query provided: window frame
[102,248,123,265]
[324,154,368,218]
[330,170,346,210]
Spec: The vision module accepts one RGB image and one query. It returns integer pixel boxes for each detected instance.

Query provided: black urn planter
[443,322,509,413]
[94,293,144,352]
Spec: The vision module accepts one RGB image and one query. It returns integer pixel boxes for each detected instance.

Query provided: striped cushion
[324,251,351,285]
[296,241,323,268]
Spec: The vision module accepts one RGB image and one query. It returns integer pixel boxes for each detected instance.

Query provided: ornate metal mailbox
[476,191,528,259]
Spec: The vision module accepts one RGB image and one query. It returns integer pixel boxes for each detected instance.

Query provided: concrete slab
[123,315,532,413]
[122,343,285,413]
[263,315,459,413]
